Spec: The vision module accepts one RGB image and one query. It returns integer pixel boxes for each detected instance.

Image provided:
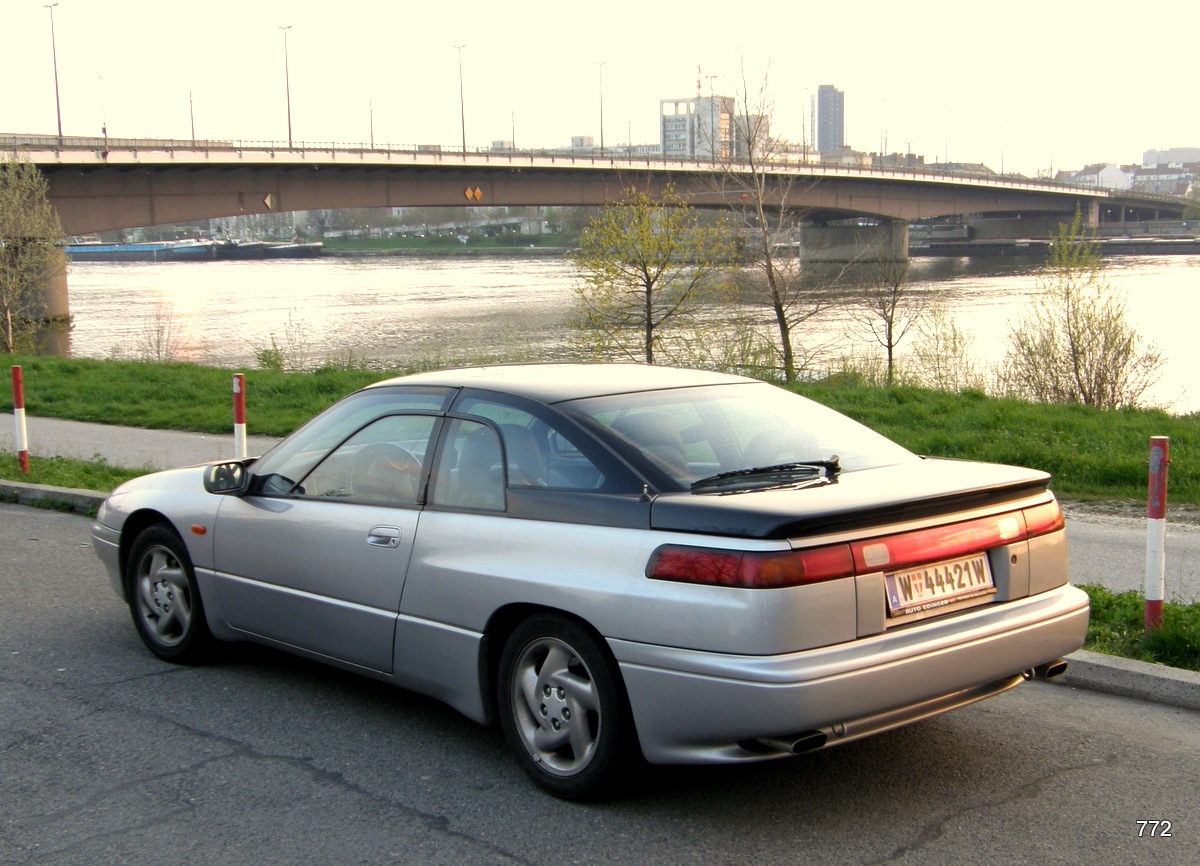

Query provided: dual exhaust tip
[1025,660,1069,681]
[753,660,1071,756]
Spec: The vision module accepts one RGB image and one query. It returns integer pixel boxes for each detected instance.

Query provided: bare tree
[852,257,928,385]
[910,304,984,392]
[710,63,841,383]
[0,156,64,352]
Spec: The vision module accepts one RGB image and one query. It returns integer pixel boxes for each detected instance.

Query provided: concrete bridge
[12,135,1185,236]
[6,135,1188,319]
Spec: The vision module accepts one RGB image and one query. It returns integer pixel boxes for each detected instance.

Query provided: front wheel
[126,524,215,664]
[497,614,633,799]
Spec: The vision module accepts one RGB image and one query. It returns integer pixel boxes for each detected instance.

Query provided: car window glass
[564,382,915,486]
[250,388,448,493]
[430,419,505,510]
[456,396,606,491]
[298,414,436,504]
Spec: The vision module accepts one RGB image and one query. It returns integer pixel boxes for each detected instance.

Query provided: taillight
[647,500,1063,588]
[1022,500,1065,538]
[646,543,855,589]
[851,499,1064,573]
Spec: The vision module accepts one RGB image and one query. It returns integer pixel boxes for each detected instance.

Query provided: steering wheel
[348,443,421,502]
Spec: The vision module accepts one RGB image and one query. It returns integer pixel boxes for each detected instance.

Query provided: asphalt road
[1065,507,1200,602]
[2,504,1198,865]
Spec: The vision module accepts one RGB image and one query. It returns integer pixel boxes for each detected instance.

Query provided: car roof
[368,363,755,403]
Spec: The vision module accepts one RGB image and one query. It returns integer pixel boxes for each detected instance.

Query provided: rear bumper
[612,584,1089,764]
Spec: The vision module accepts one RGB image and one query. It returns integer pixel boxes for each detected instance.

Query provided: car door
[211,413,439,673]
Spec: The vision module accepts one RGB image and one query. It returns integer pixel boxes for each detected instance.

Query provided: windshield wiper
[690,456,841,493]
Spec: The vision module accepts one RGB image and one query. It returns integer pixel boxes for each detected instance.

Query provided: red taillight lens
[646,543,855,589]
[1022,500,1065,538]
[648,500,1063,588]
[850,499,1064,573]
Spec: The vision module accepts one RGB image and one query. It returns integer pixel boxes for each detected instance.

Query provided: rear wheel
[127,524,215,663]
[497,614,632,799]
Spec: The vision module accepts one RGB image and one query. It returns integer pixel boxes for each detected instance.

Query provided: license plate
[885,553,995,617]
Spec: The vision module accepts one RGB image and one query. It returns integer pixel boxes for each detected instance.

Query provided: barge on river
[65,239,324,262]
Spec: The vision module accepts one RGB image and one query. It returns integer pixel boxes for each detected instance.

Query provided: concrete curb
[1,480,107,514]
[1058,649,1200,712]
[3,480,1197,714]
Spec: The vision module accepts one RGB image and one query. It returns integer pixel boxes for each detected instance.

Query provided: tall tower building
[814,85,844,153]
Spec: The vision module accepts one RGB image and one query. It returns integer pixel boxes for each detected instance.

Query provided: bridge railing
[2,132,1154,199]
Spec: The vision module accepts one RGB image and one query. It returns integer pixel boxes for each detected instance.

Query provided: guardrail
[3,132,1131,198]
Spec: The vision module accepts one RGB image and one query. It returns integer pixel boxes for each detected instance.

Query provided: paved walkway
[2,412,281,470]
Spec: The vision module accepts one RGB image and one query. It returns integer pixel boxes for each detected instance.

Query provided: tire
[497,614,632,799]
[126,524,215,664]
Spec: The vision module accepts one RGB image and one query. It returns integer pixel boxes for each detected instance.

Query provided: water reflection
[61,254,1197,413]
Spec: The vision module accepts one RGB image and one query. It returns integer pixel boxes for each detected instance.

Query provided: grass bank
[1080,584,1200,672]
[3,355,1197,506]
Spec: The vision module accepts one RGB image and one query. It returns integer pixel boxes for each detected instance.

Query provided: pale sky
[4,0,1197,178]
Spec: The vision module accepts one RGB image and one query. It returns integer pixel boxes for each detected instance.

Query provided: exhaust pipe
[1032,660,1069,681]
[755,731,828,755]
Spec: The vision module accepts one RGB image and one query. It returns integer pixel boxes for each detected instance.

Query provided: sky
[4,0,1197,178]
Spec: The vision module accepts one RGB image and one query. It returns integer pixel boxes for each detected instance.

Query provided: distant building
[1143,147,1200,167]
[659,95,735,160]
[1131,164,1192,195]
[1068,163,1134,190]
[813,85,844,153]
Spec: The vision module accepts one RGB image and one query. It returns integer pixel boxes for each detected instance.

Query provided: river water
[61,253,1199,414]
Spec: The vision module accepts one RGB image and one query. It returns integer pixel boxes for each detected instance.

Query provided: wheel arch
[117,509,180,600]
[480,602,638,744]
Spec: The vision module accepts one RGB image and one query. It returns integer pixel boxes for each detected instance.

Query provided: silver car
[92,364,1089,798]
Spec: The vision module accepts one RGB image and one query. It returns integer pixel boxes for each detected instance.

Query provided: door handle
[367,525,402,548]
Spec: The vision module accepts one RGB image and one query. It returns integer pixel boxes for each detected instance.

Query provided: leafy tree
[0,156,64,353]
[1183,184,1200,220]
[998,207,1162,409]
[570,184,734,364]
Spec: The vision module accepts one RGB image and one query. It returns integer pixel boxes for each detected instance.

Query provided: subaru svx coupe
[92,364,1089,798]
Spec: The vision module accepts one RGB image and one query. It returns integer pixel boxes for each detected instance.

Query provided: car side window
[249,387,450,495]
[430,419,505,510]
[455,396,606,491]
[297,414,437,505]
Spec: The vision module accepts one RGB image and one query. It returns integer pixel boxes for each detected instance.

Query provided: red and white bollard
[1145,436,1170,631]
[233,373,247,459]
[11,366,30,473]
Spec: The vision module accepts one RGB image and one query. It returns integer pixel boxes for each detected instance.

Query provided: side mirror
[203,460,249,495]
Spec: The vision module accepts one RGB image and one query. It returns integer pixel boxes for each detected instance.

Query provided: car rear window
[561,382,915,487]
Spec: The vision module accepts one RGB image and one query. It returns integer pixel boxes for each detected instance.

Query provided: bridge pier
[43,249,70,321]
[795,220,908,262]
[29,249,71,355]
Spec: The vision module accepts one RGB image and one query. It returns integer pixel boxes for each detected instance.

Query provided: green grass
[797,382,1199,506]
[3,356,1198,507]
[1079,584,1200,672]
[5,355,383,436]
[0,452,143,493]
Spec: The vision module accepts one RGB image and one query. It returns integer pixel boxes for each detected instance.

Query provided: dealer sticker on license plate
[885,553,995,617]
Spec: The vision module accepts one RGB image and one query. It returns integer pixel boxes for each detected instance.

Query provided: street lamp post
[597,61,606,154]
[44,3,63,145]
[455,44,466,155]
[279,25,293,148]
